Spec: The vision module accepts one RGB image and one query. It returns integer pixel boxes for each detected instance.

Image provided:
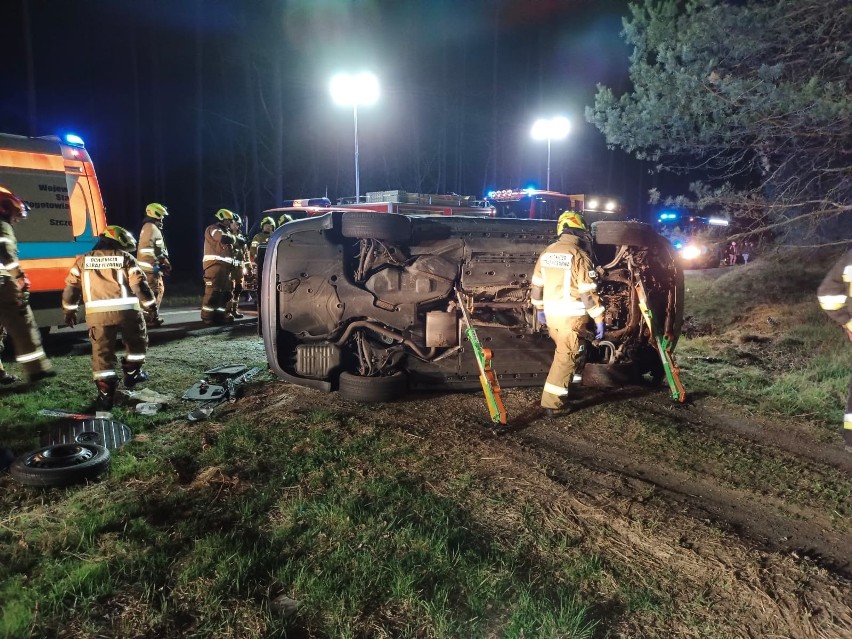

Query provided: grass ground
[1,248,850,638]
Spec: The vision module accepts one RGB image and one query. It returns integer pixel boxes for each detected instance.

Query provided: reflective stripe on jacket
[0,220,23,280]
[531,234,604,321]
[137,220,169,273]
[249,231,270,261]
[202,223,235,267]
[817,248,852,332]
[62,249,156,324]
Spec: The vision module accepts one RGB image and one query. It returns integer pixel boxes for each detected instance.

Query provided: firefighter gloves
[595,321,606,341]
[64,310,78,328]
[537,311,547,326]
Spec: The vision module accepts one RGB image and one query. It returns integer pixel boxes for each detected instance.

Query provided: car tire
[10,443,111,487]
[341,212,410,243]
[581,362,637,388]
[338,370,407,403]
[592,221,660,247]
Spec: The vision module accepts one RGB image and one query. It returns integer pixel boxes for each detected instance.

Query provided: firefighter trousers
[88,313,148,381]
[541,316,587,410]
[144,272,165,324]
[0,279,52,377]
[201,263,233,323]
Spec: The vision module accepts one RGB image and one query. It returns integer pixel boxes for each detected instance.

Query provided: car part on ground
[10,443,111,487]
[261,212,683,402]
[40,418,132,450]
[187,366,263,421]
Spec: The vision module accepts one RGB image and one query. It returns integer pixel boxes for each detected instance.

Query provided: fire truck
[337,190,495,216]
[486,189,627,223]
[0,133,108,330]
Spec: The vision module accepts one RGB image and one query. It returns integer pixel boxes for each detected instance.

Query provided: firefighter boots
[122,358,150,388]
[94,378,118,412]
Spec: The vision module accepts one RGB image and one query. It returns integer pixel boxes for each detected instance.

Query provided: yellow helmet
[145,202,168,219]
[556,210,587,235]
[101,225,137,251]
[278,213,293,226]
[0,186,29,220]
[215,208,236,222]
[261,216,276,229]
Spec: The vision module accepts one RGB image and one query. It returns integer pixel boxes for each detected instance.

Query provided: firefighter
[201,209,237,325]
[817,248,852,453]
[531,211,605,417]
[228,213,248,319]
[0,327,17,384]
[62,225,157,412]
[136,202,171,328]
[278,213,293,227]
[0,186,55,383]
[249,216,276,264]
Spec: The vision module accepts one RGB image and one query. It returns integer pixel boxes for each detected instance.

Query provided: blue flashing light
[524,184,537,194]
[64,133,85,147]
[672,240,684,250]
[487,190,497,198]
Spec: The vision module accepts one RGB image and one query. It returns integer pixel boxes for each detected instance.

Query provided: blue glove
[595,321,605,341]
[537,310,547,326]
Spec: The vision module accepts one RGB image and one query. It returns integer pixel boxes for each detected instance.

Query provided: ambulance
[0,133,107,330]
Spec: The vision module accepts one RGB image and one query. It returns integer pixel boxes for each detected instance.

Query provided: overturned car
[260,211,683,402]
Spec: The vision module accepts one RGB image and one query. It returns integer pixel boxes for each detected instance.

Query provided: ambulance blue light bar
[64,133,85,147]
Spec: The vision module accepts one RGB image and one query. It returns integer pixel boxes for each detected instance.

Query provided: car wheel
[592,221,660,247]
[341,212,410,243]
[581,363,637,388]
[10,443,111,487]
[338,370,407,403]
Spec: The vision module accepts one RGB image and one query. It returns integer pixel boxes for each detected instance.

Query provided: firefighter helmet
[278,213,293,226]
[261,216,276,229]
[230,212,242,225]
[556,210,587,235]
[101,225,137,251]
[215,208,236,222]
[145,202,169,219]
[0,186,29,220]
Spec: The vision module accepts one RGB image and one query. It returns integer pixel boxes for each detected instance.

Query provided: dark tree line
[588,0,852,245]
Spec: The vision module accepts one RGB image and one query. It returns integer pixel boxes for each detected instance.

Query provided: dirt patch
[232,379,852,637]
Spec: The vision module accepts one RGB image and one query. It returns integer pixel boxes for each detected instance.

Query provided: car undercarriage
[261,212,683,402]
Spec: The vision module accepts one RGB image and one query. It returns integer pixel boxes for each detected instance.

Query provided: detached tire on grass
[581,363,637,388]
[338,371,407,403]
[341,212,410,243]
[10,443,110,487]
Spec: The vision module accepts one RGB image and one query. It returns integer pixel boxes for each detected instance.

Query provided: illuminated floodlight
[605,200,616,211]
[681,245,702,260]
[531,116,571,190]
[330,72,379,107]
[65,133,85,146]
[707,217,729,226]
[330,72,380,202]
[587,199,599,210]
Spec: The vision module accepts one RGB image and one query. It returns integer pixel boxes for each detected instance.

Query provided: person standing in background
[137,202,170,327]
[0,186,55,384]
[817,247,852,453]
[201,209,237,325]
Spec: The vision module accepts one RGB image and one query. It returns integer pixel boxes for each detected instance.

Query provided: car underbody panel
[261,212,683,400]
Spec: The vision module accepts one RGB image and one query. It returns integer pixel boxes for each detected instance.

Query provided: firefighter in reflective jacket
[136,202,170,328]
[228,213,248,319]
[0,186,55,384]
[62,225,156,412]
[531,211,605,417]
[201,209,237,325]
[249,216,275,264]
[817,248,852,452]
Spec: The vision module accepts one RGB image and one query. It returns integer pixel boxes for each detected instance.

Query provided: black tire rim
[25,444,95,469]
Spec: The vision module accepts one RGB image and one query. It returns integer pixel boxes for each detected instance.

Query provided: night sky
[2,0,672,270]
